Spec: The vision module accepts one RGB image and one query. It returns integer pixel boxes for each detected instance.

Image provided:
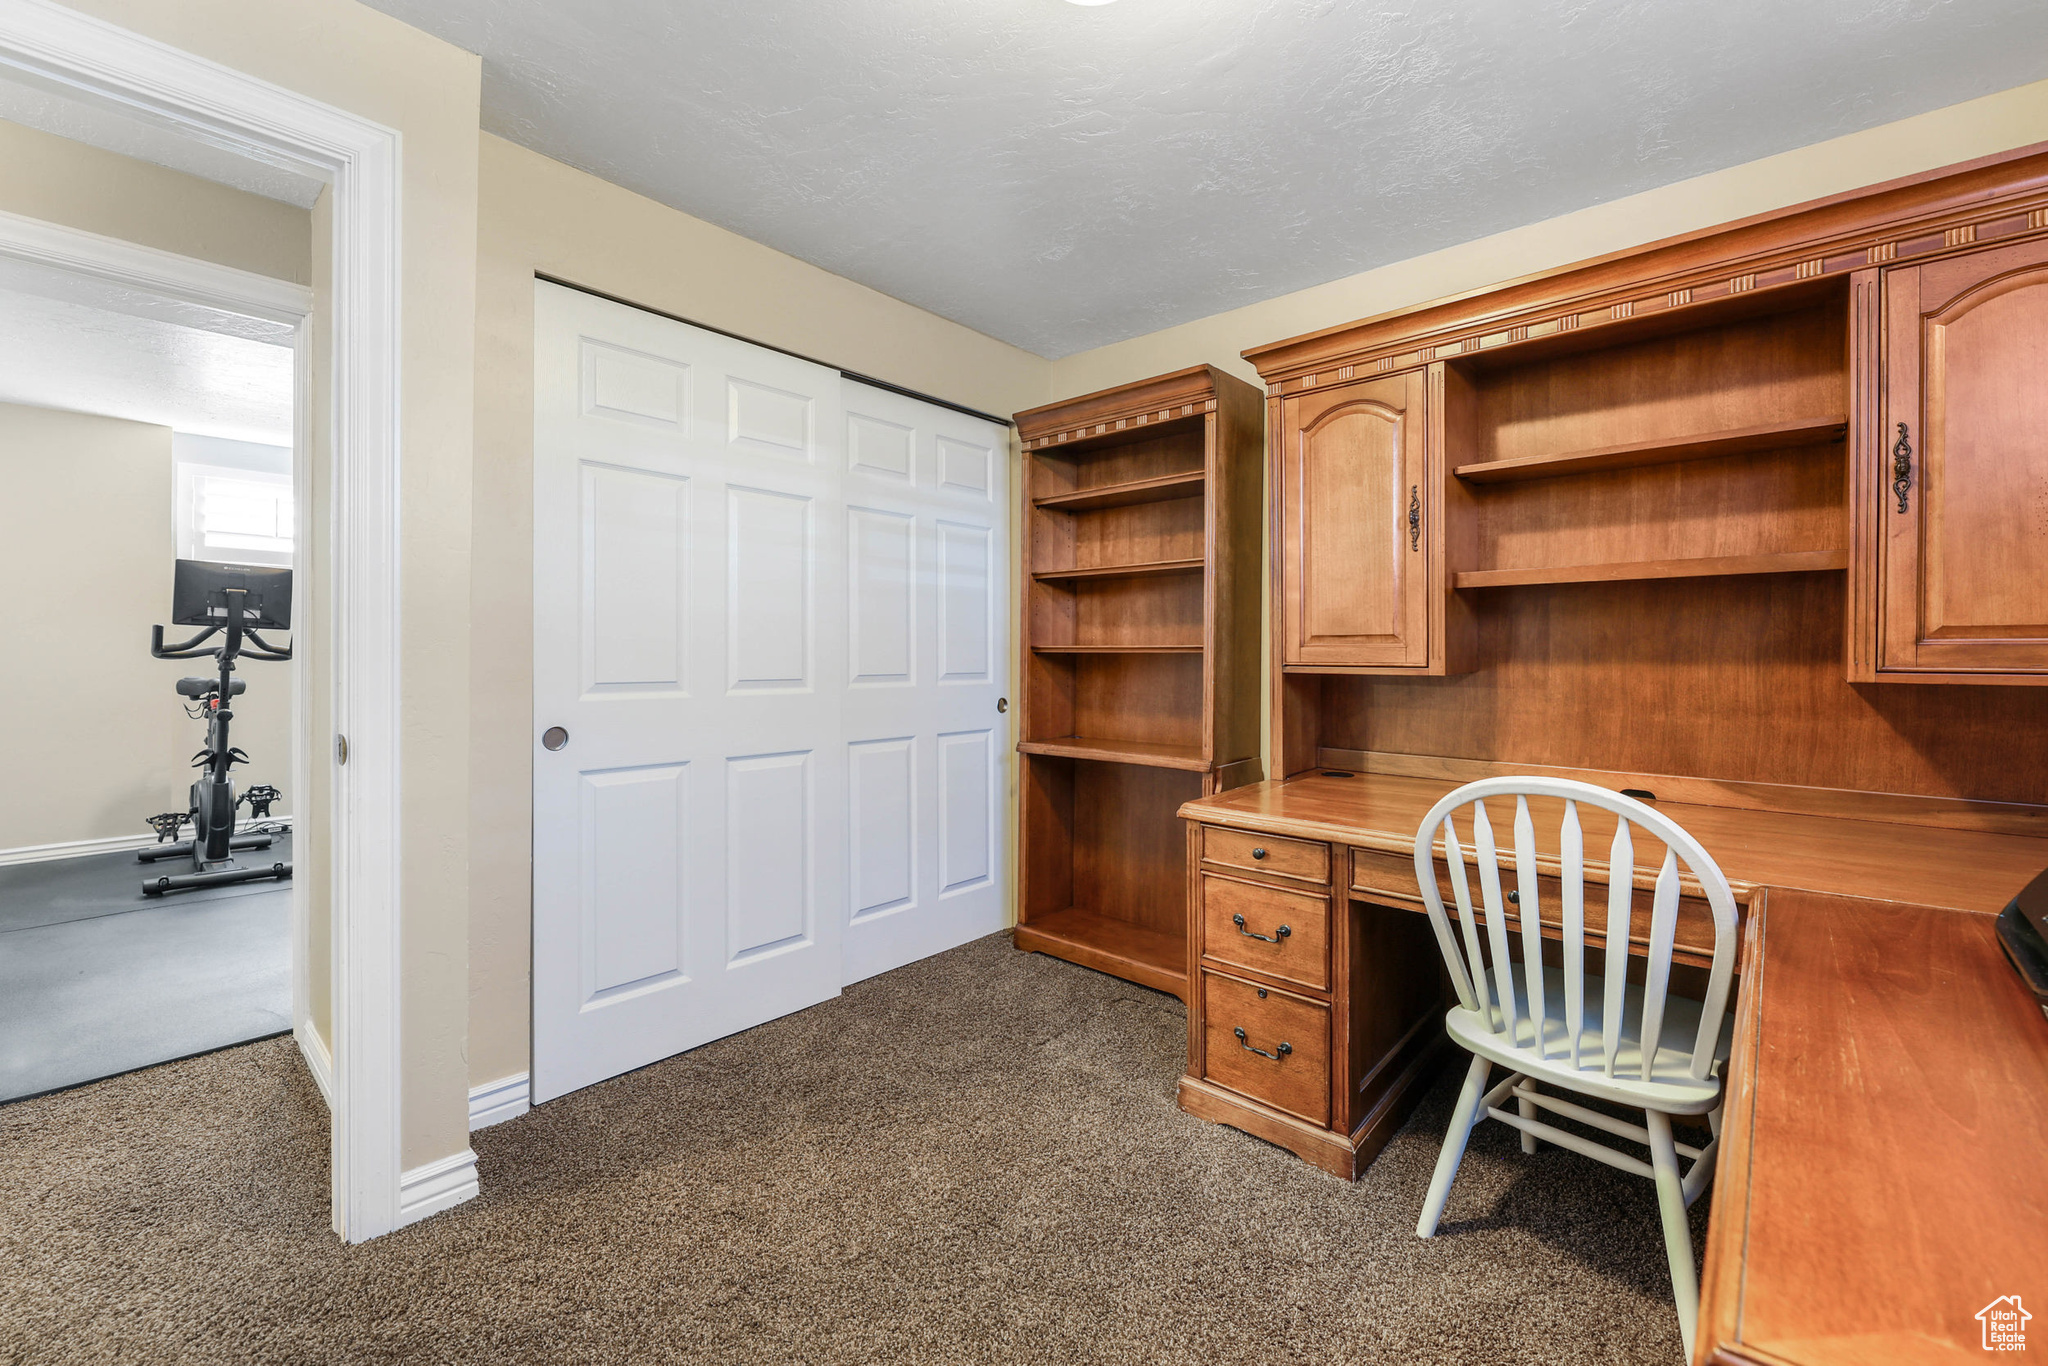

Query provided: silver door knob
[542,726,569,751]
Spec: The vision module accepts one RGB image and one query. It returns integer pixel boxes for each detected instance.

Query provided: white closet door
[532,282,847,1103]
[840,381,1010,984]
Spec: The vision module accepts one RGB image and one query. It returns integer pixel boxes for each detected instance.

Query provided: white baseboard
[468,1072,531,1131]
[0,816,294,868]
[396,1148,478,1228]
[297,1024,334,1110]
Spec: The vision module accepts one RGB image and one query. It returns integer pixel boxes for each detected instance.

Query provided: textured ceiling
[362,0,2048,357]
[0,276,293,445]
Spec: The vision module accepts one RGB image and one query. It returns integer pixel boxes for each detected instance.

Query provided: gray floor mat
[0,855,291,1102]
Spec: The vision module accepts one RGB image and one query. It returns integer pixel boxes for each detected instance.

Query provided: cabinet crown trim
[1244,142,2048,388]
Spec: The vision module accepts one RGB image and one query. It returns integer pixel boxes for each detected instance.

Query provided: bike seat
[176,677,247,697]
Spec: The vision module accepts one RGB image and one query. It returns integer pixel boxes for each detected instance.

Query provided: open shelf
[1017,736,1210,771]
[1454,415,1848,484]
[1016,365,1263,1003]
[1033,470,1206,512]
[1030,643,1204,654]
[1033,557,1205,584]
[1454,549,1849,590]
[1012,905,1187,998]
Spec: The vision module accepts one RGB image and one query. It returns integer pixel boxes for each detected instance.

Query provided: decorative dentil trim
[1255,180,2048,393]
[1021,398,1216,451]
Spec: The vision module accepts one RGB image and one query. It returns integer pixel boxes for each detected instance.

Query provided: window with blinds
[171,435,294,569]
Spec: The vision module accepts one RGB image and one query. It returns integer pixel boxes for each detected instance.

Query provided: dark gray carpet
[0,931,1702,1365]
[0,836,291,1102]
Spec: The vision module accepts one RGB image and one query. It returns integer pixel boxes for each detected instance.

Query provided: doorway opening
[0,117,311,1103]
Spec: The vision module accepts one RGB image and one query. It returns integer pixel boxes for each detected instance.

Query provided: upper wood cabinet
[1877,236,2048,679]
[1275,369,1440,670]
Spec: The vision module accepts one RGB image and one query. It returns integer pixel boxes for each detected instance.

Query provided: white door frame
[0,1,408,1241]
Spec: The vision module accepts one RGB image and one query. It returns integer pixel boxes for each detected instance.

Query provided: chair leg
[1416,1053,1491,1239]
[1646,1109,1699,1360]
[1517,1082,1539,1154]
[1682,1101,1725,1208]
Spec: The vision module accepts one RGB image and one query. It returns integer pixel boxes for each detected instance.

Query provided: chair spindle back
[1412,777,1739,1083]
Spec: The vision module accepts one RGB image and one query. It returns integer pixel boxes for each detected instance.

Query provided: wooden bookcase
[1246,143,2048,815]
[1012,365,1265,999]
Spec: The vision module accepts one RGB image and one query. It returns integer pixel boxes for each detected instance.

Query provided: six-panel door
[531,283,1010,1105]
[1880,237,2048,676]
[1278,370,1430,668]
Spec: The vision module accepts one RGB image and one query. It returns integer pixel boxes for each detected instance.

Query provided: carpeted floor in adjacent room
[0,930,1705,1365]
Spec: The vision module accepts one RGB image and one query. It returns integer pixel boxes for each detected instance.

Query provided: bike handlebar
[149,622,291,662]
[151,623,222,659]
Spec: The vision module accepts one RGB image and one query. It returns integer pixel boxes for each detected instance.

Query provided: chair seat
[1445,965,1732,1113]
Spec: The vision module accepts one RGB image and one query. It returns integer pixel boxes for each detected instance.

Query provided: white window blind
[172,435,294,568]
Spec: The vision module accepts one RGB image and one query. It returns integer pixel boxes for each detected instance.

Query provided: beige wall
[0,402,290,849]
[0,118,310,284]
[465,133,1051,1086]
[60,0,483,1171]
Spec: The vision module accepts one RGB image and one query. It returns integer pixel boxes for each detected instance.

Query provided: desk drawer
[1350,847,1736,969]
[1201,873,1329,992]
[1350,847,1426,904]
[1202,971,1330,1126]
[1203,825,1329,883]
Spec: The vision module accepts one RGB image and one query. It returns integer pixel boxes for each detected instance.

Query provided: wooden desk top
[1180,772,2048,914]
[1699,892,2048,1365]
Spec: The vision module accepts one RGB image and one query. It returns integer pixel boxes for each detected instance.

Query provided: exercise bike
[140,559,295,897]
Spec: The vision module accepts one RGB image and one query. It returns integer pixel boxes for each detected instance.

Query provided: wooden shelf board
[1033,557,1206,584]
[1013,905,1187,998]
[1454,415,1848,485]
[1033,470,1206,512]
[1017,736,1210,771]
[1454,549,1850,590]
[1030,644,1204,654]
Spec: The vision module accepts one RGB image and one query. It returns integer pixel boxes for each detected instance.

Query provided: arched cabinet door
[1880,239,2048,677]
[1277,370,1431,669]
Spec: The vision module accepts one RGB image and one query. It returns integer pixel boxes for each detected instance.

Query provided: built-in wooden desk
[1177,772,2048,1363]
[1184,772,2048,916]
[1701,890,2048,1366]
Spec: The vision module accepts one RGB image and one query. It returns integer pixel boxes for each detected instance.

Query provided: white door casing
[532,285,1010,1103]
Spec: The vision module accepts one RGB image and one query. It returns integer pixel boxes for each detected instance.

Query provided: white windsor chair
[1410,776,1741,1359]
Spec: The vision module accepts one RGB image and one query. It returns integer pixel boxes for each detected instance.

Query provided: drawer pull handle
[1233,1027,1292,1061]
[1251,847,1267,859]
[1233,914,1291,943]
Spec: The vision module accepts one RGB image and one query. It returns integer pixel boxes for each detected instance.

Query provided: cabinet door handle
[1408,484,1422,550]
[1232,913,1291,943]
[1233,1026,1293,1061]
[1892,422,1913,514]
